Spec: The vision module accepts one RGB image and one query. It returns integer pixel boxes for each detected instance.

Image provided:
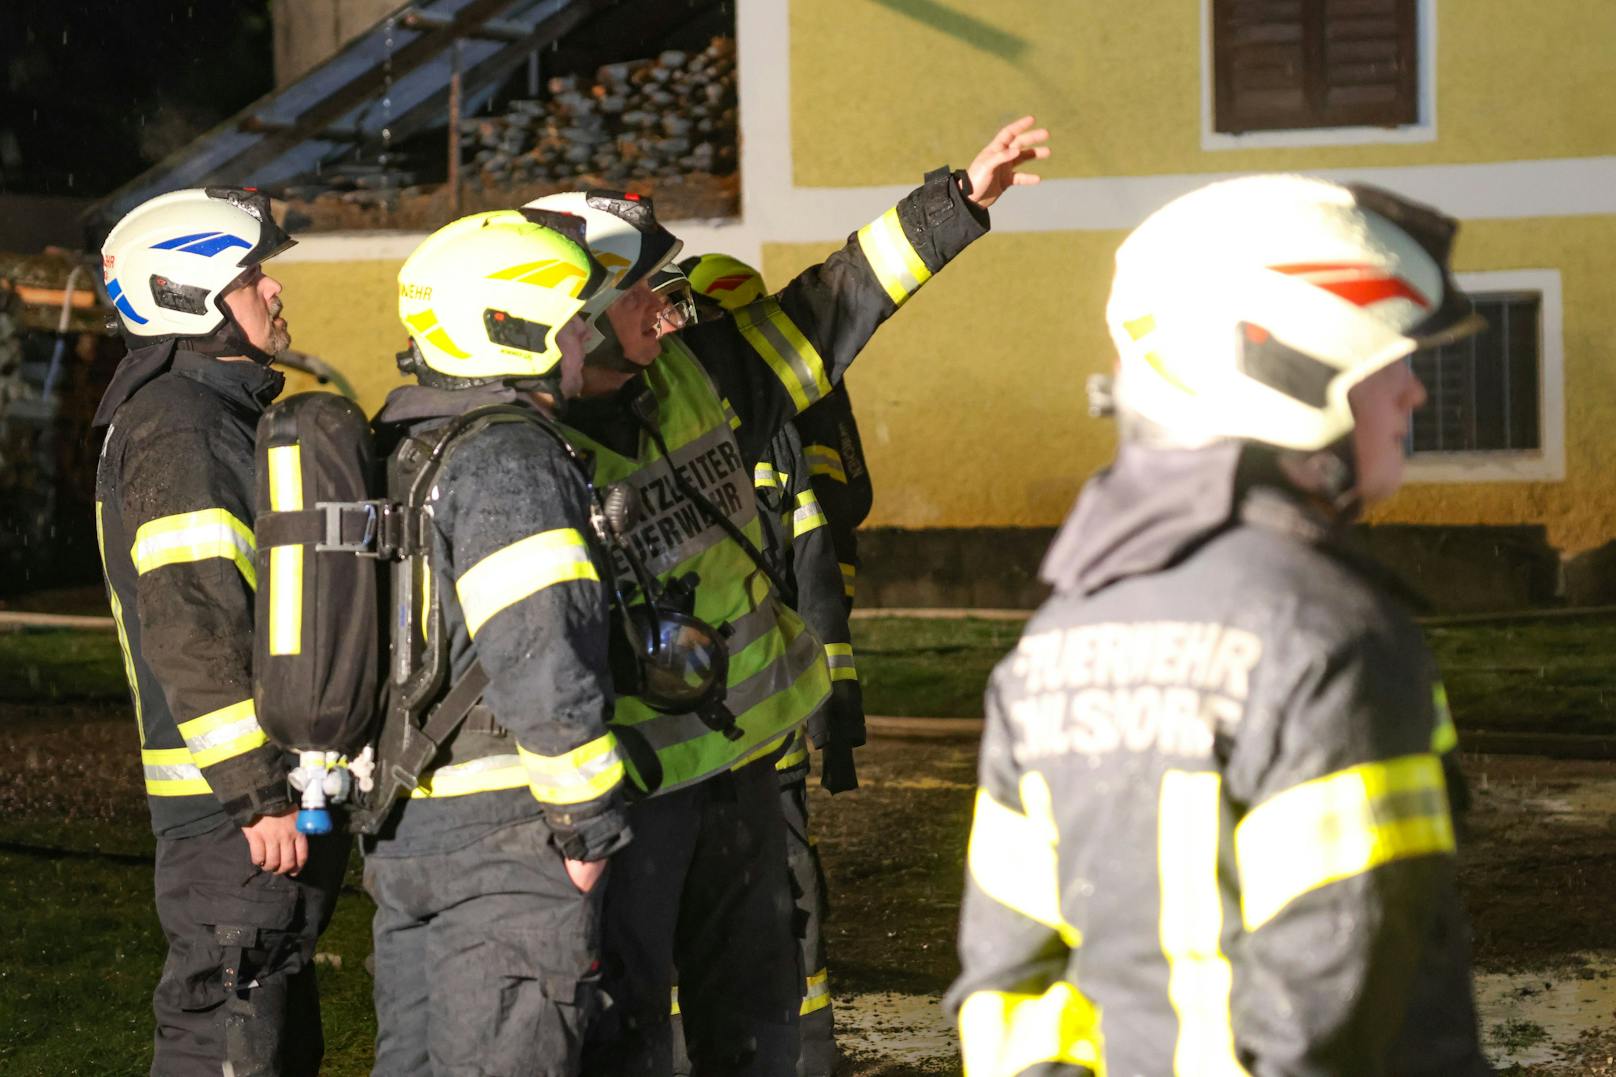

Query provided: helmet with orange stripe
[1105,175,1480,455]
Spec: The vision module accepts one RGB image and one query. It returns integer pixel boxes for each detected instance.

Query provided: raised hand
[965,115,1051,210]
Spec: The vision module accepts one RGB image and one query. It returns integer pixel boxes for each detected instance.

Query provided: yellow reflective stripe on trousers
[792,490,827,538]
[800,968,830,1015]
[1159,769,1247,1076]
[754,461,782,490]
[966,774,1078,945]
[267,444,304,655]
[456,527,598,638]
[857,206,933,308]
[176,698,268,768]
[95,502,144,740]
[518,732,625,805]
[840,562,856,599]
[131,508,256,589]
[957,982,1103,1077]
[1235,752,1455,933]
[410,753,527,798]
[1431,682,1458,754]
[804,443,847,484]
[824,641,857,683]
[720,396,742,431]
[733,299,831,412]
[141,746,211,796]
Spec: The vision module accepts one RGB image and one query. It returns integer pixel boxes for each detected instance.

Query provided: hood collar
[92,342,284,428]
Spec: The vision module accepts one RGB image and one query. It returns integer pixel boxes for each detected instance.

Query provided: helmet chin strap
[585,316,642,374]
[187,304,278,366]
[1273,439,1362,521]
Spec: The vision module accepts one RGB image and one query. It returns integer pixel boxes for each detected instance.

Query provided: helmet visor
[1346,183,1485,349]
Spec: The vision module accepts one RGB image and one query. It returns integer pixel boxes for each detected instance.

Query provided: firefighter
[92,187,349,1075]
[946,175,1492,1075]
[533,115,1049,1076]
[657,262,863,1077]
[364,211,629,1075]
[683,253,873,613]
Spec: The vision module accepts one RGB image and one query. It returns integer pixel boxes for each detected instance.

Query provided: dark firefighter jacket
[94,345,293,838]
[792,382,872,609]
[753,420,865,783]
[561,165,986,788]
[368,385,629,862]
[946,441,1488,1077]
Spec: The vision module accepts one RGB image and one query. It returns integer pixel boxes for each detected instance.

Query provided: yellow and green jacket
[561,165,988,792]
[947,444,1488,1077]
[93,346,292,838]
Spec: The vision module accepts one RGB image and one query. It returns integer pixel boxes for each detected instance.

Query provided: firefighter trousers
[779,775,835,1076]
[151,818,349,1077]
[365,815,605,1076]
[585,756,801,1076]
[669,772,832,1077]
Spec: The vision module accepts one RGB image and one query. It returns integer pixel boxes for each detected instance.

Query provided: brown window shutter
[1213,0,1418,134]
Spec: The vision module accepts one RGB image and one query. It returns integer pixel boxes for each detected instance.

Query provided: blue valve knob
[297,808,333,835]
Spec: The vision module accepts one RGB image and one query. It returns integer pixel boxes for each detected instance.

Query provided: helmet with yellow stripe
[396,210,605,383]
[680,252,768,311]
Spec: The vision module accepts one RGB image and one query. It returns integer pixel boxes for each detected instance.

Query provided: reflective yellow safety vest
[559,338,832,793]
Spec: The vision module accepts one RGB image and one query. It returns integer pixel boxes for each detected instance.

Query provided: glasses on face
[652,289,695,335]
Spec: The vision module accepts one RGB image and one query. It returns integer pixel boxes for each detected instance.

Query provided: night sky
[0,1,273,198]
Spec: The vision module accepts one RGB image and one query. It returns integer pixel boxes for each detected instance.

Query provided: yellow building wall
[789,0,1616,186]
[274,259,410,412]
[764,212,1616,554]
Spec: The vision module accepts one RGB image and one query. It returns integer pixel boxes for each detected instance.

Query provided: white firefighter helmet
[100,187,295,342]
[523,190,682,347]
[1105,175,1480,452]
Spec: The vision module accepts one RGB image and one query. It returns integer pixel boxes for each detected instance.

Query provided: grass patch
[852,617,1025,717]
[9,616,1616,732]
[0,843,377,1076]
[0,629,128,702]
[1427,620,1616,737]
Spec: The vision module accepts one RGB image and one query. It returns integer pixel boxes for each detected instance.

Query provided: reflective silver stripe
[184,713,261,753]
[734,301,830,411]
[824,642,857,682]
[411,753,527,798]
[145,762,205,782]
[723,600,779,654]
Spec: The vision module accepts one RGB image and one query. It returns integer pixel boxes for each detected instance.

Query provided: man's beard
[265,300,291,354]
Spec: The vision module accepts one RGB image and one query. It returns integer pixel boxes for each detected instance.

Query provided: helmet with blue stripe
[100,187,295,348]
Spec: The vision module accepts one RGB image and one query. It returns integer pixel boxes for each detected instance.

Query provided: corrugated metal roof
[87,0,610,238]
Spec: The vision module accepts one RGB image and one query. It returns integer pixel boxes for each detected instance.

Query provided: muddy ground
[3,703,1615,1074]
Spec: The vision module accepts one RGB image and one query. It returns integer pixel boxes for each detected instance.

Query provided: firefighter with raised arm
[683,253,875,615]
[529,116,1049,1075]
[364,211,629,1074]
[653,260,862,1077]
[946,176,1491,1076]
[93,188,349,1075]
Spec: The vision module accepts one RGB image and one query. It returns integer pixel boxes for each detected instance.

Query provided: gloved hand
[820,742,859,794]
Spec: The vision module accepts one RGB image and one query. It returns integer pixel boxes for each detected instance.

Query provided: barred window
[1212,0,1419,134]
[1409,293,1542,455]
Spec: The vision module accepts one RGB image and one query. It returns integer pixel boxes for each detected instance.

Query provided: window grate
[1409,292,1541,455]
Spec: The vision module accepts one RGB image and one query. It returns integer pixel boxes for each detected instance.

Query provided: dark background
[0,1,275,199]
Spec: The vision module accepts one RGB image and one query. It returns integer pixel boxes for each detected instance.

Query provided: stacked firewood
[466,36,737,187]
